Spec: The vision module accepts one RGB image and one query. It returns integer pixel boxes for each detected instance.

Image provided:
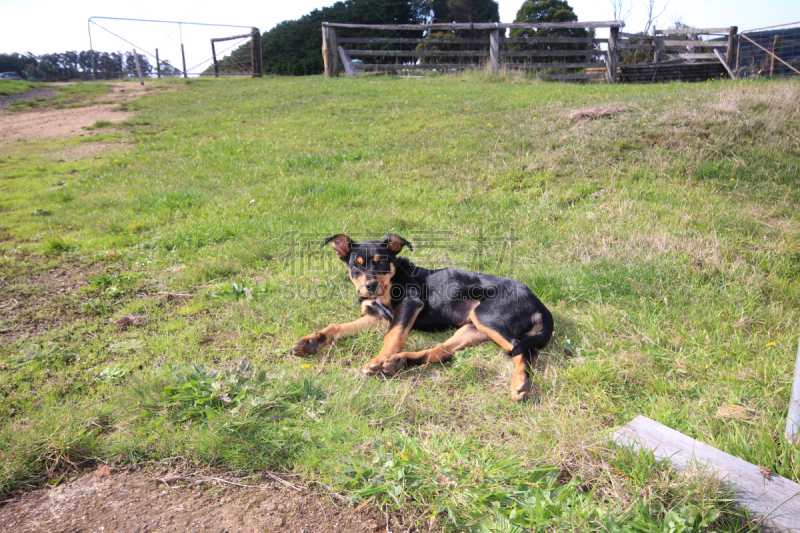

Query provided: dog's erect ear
[381,233,412,254]
[323,234,353,261]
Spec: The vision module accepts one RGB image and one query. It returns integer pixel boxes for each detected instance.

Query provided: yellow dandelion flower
[196,156,202,159]
[667,96,671,99]
[300,364,311,369]
[533,117,538,120]
[237,148,242,152]
[782,184,787,187]
[487,123,491,126]
[247,142,250,144]
[766,342,776,347]
[730,178,735,181]
[642,122,647,126]
[114,159,119,163]
[464,108,469,111]
[437,95,441,97]
[704,364,709,369]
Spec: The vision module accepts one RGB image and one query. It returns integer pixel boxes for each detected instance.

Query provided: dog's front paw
[291,333,327,356]
[380,356,406,377]
[510,375,531,402]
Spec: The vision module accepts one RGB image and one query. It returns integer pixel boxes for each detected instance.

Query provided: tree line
[213,0,585,76]
[0,50,182,81]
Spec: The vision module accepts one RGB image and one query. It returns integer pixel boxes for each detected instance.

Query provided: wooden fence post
[156,49,161,79]
[212,41,219,78]
[251,27,263,77]
[726,26,738,69]
[322,23,340,77]
[606,26,619,83]
[132,48,144,85]
[118,54,123,80]
[652,27,660,63]
[181,44,188,78]
[489,27,500,74]
[769,34,782,76]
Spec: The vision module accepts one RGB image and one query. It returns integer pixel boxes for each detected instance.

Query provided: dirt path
[0,82,173,146]
[0,467,386,533]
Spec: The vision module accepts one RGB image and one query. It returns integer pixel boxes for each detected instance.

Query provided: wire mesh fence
[737,22,800,78]
[86,17,261,80]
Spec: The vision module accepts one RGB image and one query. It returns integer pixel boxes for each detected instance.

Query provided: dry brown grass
[568,105,629,120]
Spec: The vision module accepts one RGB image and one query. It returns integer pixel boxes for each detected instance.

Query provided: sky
[1,0,798,74]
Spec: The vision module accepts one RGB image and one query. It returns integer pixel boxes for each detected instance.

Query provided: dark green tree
[431,0,499,23]
[510,0,593,64]
[214,0,428,76]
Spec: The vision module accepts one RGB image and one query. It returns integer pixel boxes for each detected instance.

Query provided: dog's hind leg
[469,305,536,401]
[392,324,489,373]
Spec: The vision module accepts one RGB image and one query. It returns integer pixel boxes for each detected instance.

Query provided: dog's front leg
[292,312,384,356]
[363,298,423,377]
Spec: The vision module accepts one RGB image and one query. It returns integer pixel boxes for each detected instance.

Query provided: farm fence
[737,22,800,78]
[322,21,799,83]
[322,21,622,82]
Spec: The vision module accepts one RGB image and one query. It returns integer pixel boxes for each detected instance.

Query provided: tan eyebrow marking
[357,256,364,265]
[374,254,381,262]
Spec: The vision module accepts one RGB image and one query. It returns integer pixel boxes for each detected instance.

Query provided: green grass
[0,73,798,531]
[0,80,44,96]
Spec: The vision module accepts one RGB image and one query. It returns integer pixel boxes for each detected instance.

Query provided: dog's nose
[365,281,379,293]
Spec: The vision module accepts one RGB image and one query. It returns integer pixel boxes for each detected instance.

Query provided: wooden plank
[505,61,606,68]
[503,37,605,44]
[715,48,736,79]
[338,38,489,44]
[323,21,622,31]
[659,40,725,47]
[501,50,606,57]
[656,28,731,35]
[673,53,719,59]
[347,50,488,57]
[338,46,356,77]
[538,73,605,80]
[614,416,800,532]
[354,63,480,71]
[211,32,254,43]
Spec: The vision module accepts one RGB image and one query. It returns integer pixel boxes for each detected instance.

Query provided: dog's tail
[510,309,554,359]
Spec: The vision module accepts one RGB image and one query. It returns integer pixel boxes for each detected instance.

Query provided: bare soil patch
[0,82,175,147]
[0,262,101,340]
[0,104,135,146]
[0,467,385,533]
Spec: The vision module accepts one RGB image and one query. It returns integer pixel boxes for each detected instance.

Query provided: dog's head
[323,233,412,301]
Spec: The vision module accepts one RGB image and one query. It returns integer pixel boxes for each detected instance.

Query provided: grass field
[1,74,798,531]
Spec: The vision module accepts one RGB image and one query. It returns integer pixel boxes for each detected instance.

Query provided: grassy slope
[0,75,798,530]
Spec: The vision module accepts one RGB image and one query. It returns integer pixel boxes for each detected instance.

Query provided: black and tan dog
[291,233,553,400]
